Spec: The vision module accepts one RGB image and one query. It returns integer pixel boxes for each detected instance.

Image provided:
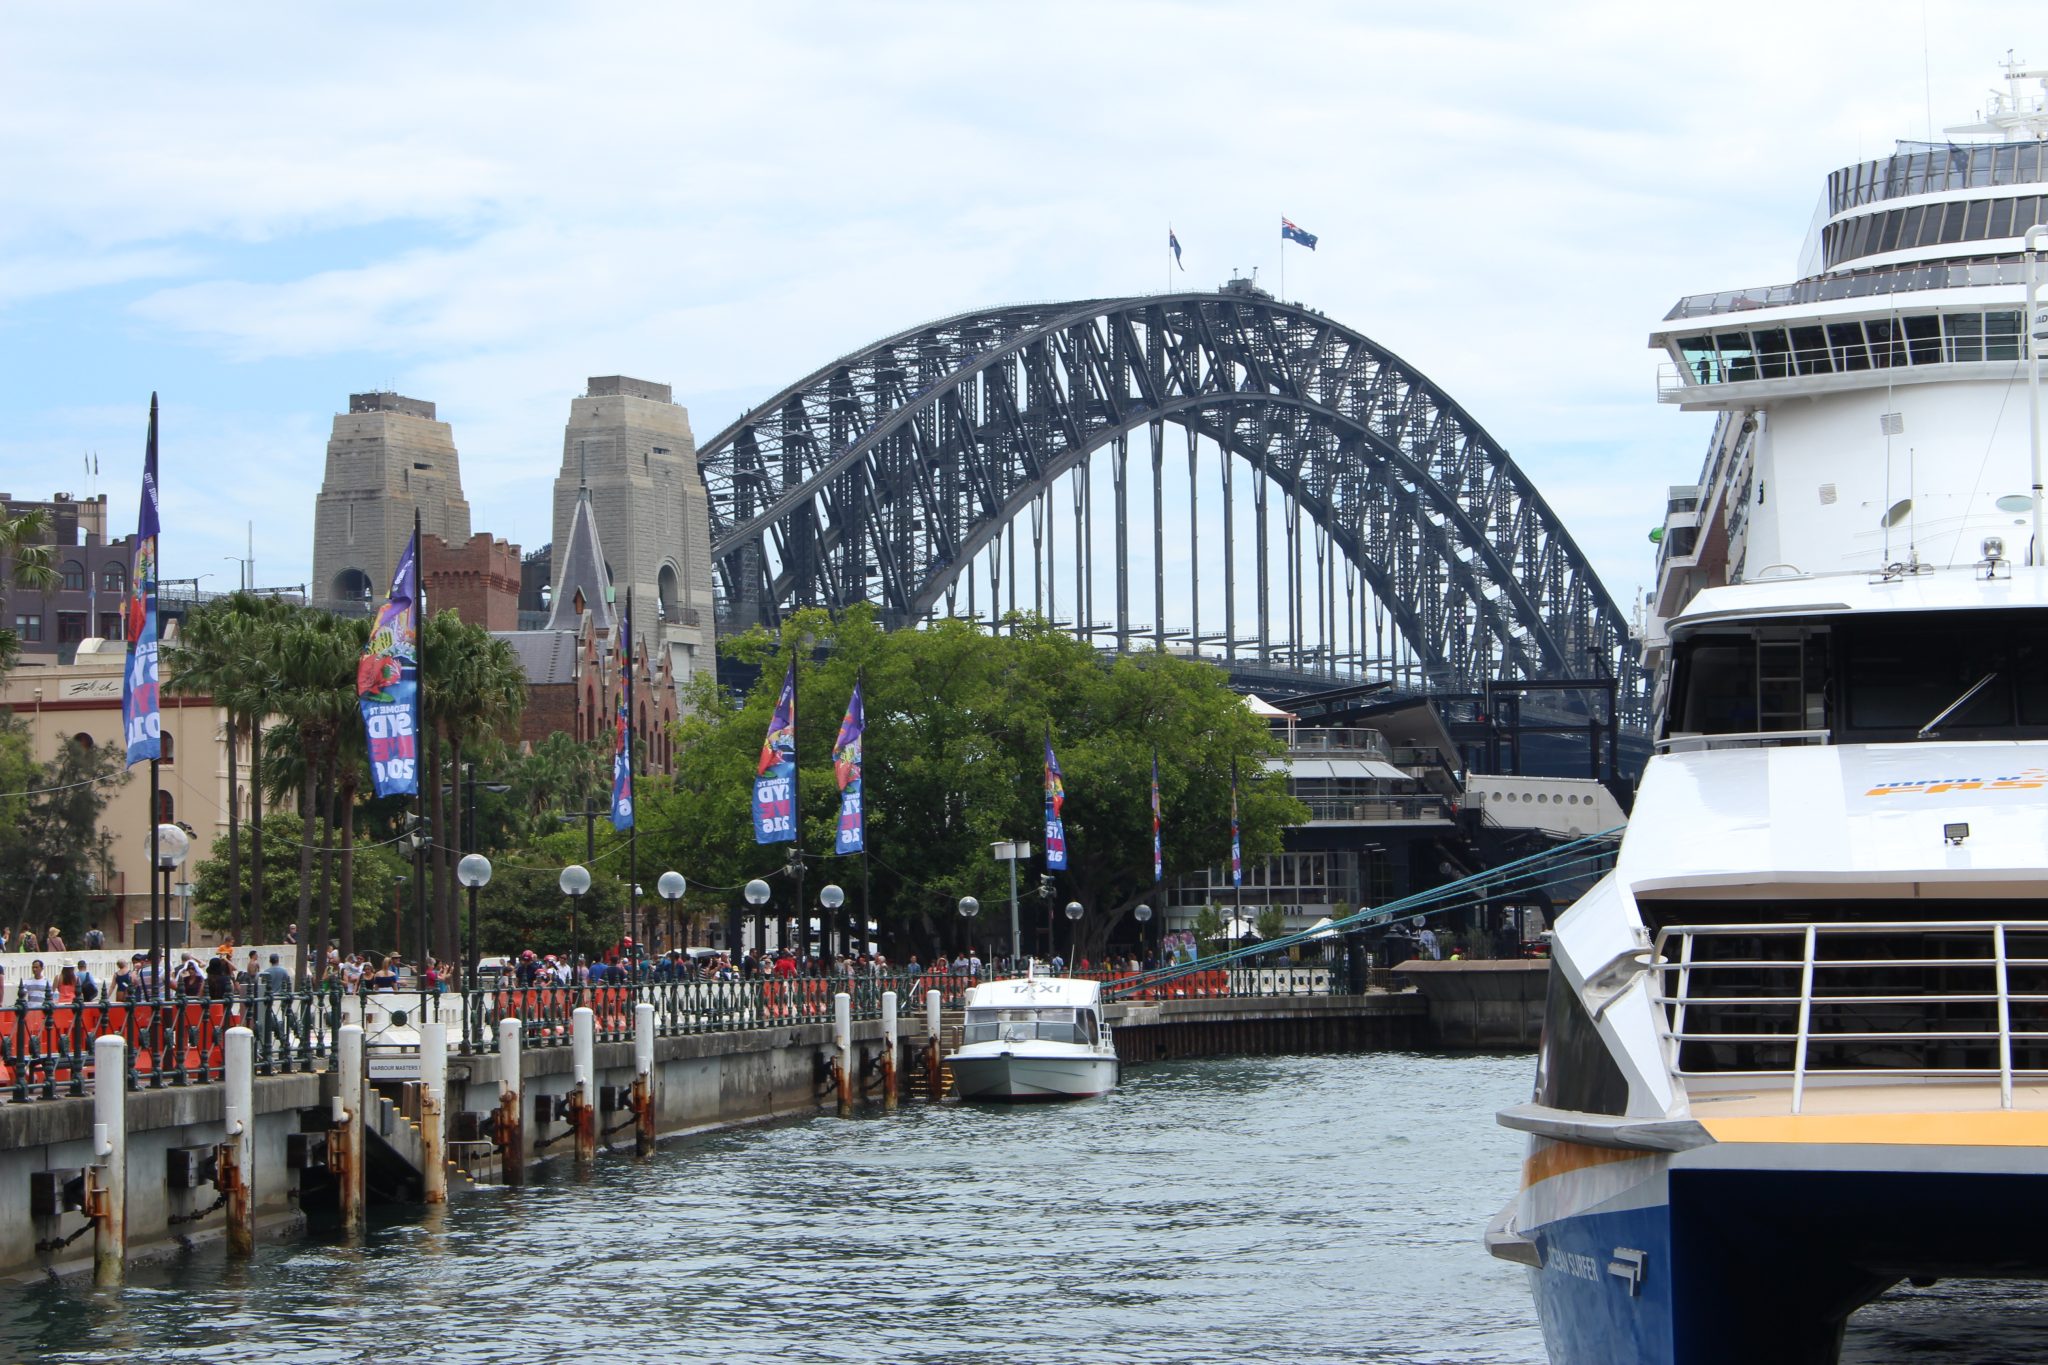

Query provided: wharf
[0,978,1459,1282]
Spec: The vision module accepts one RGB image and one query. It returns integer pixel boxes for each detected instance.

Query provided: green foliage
[1254,905,1288,941]
[636,606,1303,961]
[0,722,125,942]
[1191,905,1226,955]
[187,813,403,947]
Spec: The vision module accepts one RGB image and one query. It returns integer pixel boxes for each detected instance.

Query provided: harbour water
[0,1052,2039,1363]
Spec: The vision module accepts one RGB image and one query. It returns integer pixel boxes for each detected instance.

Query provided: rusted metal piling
[832,993,853,1116]
[496,1017,524,1187]
[925,989,944,1103]
[570,1007,596,1164]
[222,1026,254,1256]
[89,1035,125,1285]
[881,990,898,1110]
[334,1024,365,1238]
[632,1003,656,1157]
[419,1020,447,1205]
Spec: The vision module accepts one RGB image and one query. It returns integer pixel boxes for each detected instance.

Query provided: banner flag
[832,679,865,854]
[753,657,798,843]
[356,531,420,798]
[610,599,635,830]
[121,395,162,767]
[1230,757,1242,889]
[1151,750,1162,882]
[1281,216,1319,249]
[1169,227,1184,270]
[1044,730,1068,871]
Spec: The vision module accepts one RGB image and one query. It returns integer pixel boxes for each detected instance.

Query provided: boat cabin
[959,977,1106,1048]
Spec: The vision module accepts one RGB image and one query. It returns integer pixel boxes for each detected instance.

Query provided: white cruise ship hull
[946,1049,1119,1102]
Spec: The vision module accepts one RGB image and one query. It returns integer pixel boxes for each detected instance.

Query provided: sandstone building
[311,393,472,613]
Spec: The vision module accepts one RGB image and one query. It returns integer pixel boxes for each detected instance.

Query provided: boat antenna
[1909,445,1919,568]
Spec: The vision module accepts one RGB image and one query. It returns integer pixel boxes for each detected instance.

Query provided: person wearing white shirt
[19,960,52,1008]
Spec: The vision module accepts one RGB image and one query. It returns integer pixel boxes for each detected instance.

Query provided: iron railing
[1653,919,2048,1112]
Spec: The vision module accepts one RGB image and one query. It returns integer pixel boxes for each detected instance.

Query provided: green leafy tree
[636,607,1302,964]
[188,811,403,950]
[0,726,125,943]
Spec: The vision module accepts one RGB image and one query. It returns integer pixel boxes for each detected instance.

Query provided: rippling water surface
[0,1052,2040,1363]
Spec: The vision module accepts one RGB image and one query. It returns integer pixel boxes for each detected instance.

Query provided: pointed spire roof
[546,487,615,633]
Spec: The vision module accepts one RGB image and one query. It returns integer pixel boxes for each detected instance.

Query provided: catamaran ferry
[1489,60,2048,1362]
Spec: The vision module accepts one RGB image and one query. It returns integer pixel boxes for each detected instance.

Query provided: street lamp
[744,878,771,958]
[405,821,431,974]
[957,895,979,959]
[820,884,845,959]
[560,863,592,979]
[153,822,190,993]
[1134,902,1154,964]
[657,870,686,954]
[457,853,492,992]
[1064,900,1083,972]
[990,840,1030,970]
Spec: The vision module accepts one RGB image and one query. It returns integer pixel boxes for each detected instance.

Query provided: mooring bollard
[90,1034,126,1285]
[570,1006,596,1163]
[833,992,853,1115]
[419,1020,448,1205]
[632,1002,656,1158]
[496,1016,524,1187]
[222,1026,254,1257]
[335,1024,366,1238]
[881,990,899,1110]
[926,988,944,1103]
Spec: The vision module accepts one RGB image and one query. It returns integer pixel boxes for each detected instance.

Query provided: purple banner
[753,658,797,844]
[611,600,634,831]
[120,396,162,767]
[832,679,864,854]
[356,533,419,798]
[1044,732,1067,871]
[1151,751,1162,883]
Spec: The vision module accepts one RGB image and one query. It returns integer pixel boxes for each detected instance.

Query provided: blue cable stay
[1106,827,1624,998]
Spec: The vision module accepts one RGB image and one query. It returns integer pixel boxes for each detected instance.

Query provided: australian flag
[1281,217,1318,250]
[1169,227,1184,271]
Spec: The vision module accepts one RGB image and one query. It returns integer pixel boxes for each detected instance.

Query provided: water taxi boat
[947,975,1119,1102]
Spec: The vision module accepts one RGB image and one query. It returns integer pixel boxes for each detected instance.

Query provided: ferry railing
[1651,919,2048,1112]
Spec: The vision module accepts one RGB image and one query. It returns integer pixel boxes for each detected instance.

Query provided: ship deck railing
[1651,919,2048,1113]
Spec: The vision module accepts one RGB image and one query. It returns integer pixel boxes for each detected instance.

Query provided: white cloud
[0,0,2023,647]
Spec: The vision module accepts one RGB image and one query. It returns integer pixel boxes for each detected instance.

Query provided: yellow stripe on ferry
[1701,1110,2048,1147]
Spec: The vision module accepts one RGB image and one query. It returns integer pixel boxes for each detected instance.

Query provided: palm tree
[0,508,57,667]
[264,613,361,982]
[422,613,526,966]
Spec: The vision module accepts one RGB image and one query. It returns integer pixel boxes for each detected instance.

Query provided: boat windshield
[962,1006,1095,1045]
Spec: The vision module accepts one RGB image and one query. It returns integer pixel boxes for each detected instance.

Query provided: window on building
[156,790,174,823]
[61,560,86,592]
[14,614,42,642]
[100,565,125,594]
[160,731,175,765]
[98,612,122,641]
[57,612,87,644]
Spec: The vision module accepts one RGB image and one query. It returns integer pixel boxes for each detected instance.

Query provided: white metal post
[335,1023,365,1237]
[571,1006,596,1162]
[881,990,899,1110]
[496,1016,524,1186]
[834,991,853,1114]
[633,1002,657,1156]
[419,1020,448,1204]
[222,1026,254,1256]
[91,1035,126,1285]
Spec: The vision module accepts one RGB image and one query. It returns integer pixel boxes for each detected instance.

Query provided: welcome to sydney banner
[754,658,797,843]
[121,396,162,768]
[832,680,865,854]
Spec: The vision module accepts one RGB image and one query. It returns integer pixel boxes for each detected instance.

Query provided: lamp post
[1064,900,1083,972]
[457,853,492,991]
[560,864,591,985]
[632,882,644,970]
[405,822,431,975]
[152,823,190,994]
[957,895,979,961]
[820,884,845,961]
[657,870,686,957]
[990,841,1030,970]
[744,878,771,961]
[1134,902,1154,966]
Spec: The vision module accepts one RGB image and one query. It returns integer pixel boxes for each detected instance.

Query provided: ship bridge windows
[1837,613,2048,741]
[1674,308,2027,386]
[1822,193,2048,268]
[1535,968,1628,1116]
[1668,630,1828,740]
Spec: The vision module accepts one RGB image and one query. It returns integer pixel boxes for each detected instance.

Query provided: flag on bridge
[121,396,162,767]
[1044,730,1068,871]
[356,526,420,798]
[754,657,798,843]
[1281,217,1318,250]
[1169,227,1184,270]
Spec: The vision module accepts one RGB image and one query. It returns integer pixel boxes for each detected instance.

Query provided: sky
[0,1,2026,625]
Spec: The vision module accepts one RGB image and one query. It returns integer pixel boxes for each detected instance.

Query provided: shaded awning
[1265,757,1408,781]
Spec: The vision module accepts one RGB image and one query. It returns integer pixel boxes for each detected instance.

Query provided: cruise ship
[1488,61,2048,1362]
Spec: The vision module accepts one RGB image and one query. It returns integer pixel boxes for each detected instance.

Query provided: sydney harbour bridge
[696,283,1650,736]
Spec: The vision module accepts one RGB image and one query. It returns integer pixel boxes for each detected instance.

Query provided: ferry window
[1534,969,1628,1117]
[1673,635,1757,734]
[1889,206,1917,251]
[1903,315,1942,366]
[1865,318,1904,369]
[1946,313,1983,363]
[1964,200,1990,241]
[1752,329,1790,379]
[1789,326,1829,375]
[1835,618,2048,738]
[1987,312,2022,362]
[1938,200,1968,244]
[1828,322,1870,371]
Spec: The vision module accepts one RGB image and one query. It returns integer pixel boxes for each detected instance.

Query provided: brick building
[1,491,134,659]
[422,532,522,631]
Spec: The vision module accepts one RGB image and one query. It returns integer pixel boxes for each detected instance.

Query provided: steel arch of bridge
[699,291,1649,727]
